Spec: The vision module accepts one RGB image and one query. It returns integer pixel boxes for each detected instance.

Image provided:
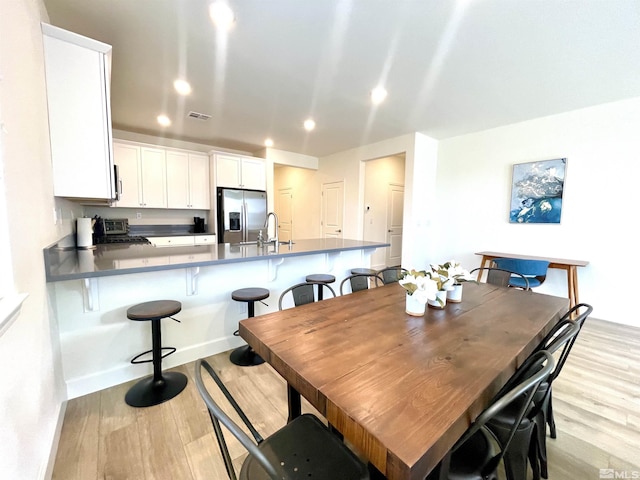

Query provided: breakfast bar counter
[44,237,389,398]
[44,238,388,282]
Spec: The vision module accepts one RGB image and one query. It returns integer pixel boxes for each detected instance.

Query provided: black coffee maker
[193,217,206,233]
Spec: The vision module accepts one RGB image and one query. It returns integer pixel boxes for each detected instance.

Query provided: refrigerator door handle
[241,201,247,243]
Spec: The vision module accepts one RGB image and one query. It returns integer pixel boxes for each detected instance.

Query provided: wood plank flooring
[52,318,640,479]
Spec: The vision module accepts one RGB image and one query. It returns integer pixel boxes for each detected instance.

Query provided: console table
[475,251,589,309]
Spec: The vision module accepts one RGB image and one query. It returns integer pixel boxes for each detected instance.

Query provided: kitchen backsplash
[84,206,210,226]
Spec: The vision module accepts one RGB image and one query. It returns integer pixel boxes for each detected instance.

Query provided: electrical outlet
[136,212,142,219]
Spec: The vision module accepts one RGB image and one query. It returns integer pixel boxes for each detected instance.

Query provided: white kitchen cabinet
[42,23,117,202]
[215,154,266,190]
[166,151,210,209]
[113,141,166,208]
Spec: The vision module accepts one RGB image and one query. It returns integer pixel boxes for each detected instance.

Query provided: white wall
[0,0,71,477]
[435,97,640,327]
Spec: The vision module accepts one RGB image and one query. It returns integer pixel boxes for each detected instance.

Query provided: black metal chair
[427,351,555,480]
[376,266,408,285]
[339,273,383,295]
[486,319,581,480]
[278,281,336,310]
[470,267,530,290]
[529,302,593,477]
[194,359,370,480]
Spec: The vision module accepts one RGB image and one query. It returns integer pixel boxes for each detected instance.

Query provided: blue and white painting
[509,158,566,224]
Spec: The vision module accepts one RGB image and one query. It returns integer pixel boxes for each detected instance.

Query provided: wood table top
[240,282,569,480]
[475,251,589,267]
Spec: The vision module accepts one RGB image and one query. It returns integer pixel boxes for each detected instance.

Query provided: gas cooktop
[96,235,150,245]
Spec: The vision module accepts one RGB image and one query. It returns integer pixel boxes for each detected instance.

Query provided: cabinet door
[113,142,141,207]
[166,151,190,208]
[188,153,211,209]
[216,154,241,188]
[140,147,167,208]
[240,158,266,190]
[42,26,115,200]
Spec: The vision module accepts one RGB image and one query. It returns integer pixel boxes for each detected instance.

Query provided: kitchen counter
[44,238,390,282]
[46,236,389,399]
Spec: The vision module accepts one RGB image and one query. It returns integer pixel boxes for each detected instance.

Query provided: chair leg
[547,390,557,439]
[534,409,549,478]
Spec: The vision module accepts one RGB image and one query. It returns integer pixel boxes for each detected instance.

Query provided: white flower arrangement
[399,269,438,304]
[400,261,474,307]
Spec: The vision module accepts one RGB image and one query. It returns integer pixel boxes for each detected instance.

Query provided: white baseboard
[65,336,242,399]
[42,400,67,480]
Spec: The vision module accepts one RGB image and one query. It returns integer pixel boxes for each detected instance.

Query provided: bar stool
[305,274,336,301]
[230,287,270,367]
[125,300,187,408]
[350,268,377,275]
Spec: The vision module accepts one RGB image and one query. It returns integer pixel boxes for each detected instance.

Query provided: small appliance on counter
[193,217,206,233]
[95,218,151,245]
[76,217,95,249]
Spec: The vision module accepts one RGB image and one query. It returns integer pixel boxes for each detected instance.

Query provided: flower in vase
[399,269,438,304]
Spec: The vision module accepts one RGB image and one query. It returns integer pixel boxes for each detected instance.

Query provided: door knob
[336,229,342,233]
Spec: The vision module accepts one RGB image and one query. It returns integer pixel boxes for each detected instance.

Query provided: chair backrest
[493,258,550,278]
[448,350,555,477]
[194,359,277,480]
[278,282,336,310]
[535,303,592,383]
[377,266,408,285]
[339,273,383,295]
[469,267,530,290]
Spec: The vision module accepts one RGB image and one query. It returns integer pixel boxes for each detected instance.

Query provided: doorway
[276,187,293,242]
[363,154,405,269]
[321,181,344,238]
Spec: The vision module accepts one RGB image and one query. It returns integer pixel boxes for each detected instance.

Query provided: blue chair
[493,258,550,289]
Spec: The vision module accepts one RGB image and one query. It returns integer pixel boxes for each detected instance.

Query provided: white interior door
[276,187,293,242]
[386,184,404,266]
[322,181,344,238]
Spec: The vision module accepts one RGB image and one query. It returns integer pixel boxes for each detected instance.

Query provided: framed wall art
[509,158,566,224]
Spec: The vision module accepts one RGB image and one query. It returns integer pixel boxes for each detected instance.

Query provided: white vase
[428,290,448,309]
[405,293,426,316]
[447,284,463,303]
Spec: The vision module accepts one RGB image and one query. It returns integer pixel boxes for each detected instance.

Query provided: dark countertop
[43,238,390,282]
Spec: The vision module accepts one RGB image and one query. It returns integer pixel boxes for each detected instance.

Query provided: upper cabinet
[41,23,117,202]
[166,151,210,209]
[113,142,167,208]
[215,154,266,191]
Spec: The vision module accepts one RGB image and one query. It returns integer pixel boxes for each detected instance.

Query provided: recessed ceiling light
[371,86,387,105]
[173,79,192,96]
[303,119,316,132]
[264,138,274,147]
[157,115,171,127]
[209,2,235,30]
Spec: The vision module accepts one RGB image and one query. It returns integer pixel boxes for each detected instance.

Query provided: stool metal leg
[230,300,265,367]
[317,284,324,301]
[125,318,188,407]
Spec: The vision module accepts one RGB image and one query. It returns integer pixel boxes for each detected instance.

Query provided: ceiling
[42,0,640,158]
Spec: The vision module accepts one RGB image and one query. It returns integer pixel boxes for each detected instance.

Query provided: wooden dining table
[239,282,569,480]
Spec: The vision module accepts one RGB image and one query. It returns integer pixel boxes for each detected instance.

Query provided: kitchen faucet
[264,212,279,245]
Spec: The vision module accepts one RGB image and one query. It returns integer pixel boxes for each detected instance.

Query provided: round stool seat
[127,300,181,320]
[350,268,377,276]
[125,299,186,408]
[305,274,336,284]
[232,287,270,303]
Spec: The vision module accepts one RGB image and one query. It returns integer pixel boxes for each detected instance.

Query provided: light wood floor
[52,318,640,479]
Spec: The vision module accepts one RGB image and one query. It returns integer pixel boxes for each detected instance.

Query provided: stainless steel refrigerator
[216,187,268,244]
